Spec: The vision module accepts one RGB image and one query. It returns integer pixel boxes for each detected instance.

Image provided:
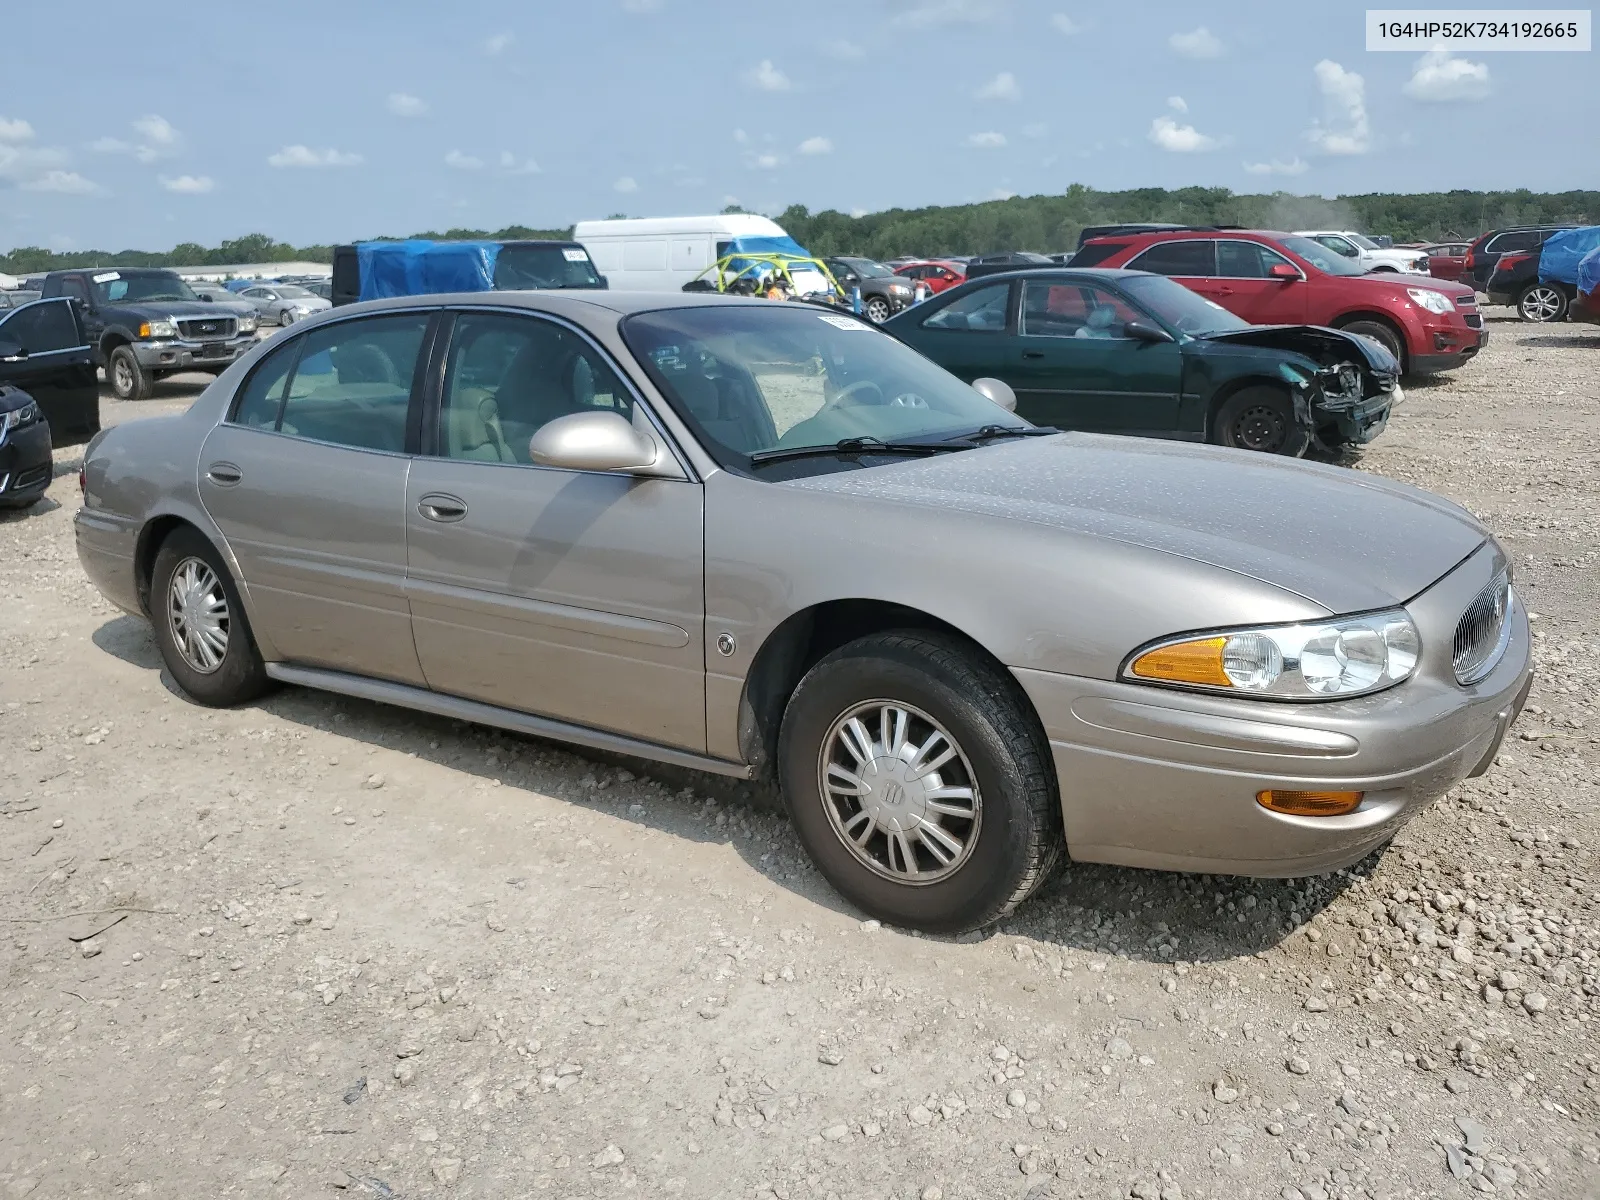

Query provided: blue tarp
[719,234,814,279]
[1579,246,1600,298]
[1538,226,1600,287]
[356,240,498,302]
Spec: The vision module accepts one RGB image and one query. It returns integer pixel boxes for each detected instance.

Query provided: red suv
[894,259,966,294]
[1082,228,1485,374]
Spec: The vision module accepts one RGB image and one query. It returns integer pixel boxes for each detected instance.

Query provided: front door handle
[417,493,467,523]
[206,461,242,485]
[1022,350,1045,359]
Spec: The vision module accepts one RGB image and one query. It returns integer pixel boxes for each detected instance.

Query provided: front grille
[1456,294,1477,308]
[1464,313,1483,328]
[1453,569,1513,685]
[177,317,236,340]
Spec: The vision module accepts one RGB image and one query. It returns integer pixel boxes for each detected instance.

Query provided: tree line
[5,186,1596,275]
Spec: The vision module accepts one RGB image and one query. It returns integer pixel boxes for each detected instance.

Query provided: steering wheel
[888,392,929,409]
[820,379,885,413]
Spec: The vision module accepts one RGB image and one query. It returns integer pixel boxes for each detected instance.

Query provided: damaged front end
[1206,325,1401,451]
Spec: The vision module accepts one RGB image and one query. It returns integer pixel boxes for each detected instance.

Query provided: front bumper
[1314,388,1393,446]
[1410,322,1487,373]
[0,418,54,506]
[1013,542,1532,877]
[131,335,256,372]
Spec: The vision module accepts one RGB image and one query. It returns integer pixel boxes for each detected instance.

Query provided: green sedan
[882,267,1400,455]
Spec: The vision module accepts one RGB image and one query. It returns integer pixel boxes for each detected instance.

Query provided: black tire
[149,526,274,707]
[864,295,892,324]
[107,345,151,401]
[1210,385,1310,456]
[1517,283,1568,323]
[777,630,1062,934]
[1339,319,1407,373]
[279,308,295,326]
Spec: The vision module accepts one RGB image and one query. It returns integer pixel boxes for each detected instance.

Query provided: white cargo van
[574,214,791,292]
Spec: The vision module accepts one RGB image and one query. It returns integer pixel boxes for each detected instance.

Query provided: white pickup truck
[1293,231,1428,274]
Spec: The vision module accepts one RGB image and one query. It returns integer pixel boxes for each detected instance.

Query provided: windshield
[1347,233,1379,250]
[1119,275,1249,335]
[92,272,198,304]
[620,304,1030,473]
[1279,236,1370,277]
[494,245,603,289]
[270,284,312,298]
[843,259,892,278]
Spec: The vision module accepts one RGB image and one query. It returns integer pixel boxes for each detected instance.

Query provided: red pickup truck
[1080,228,1486,375]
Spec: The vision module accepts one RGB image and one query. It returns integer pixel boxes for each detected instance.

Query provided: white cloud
[1169,26,1223,58]
[891,0,1004,28]
[90,136,130,154]
[0,142,70,189]
[484,32,513,55]
[622,0,663,10]
[444,149,483,170]
[1243,156,1308,176]
[1022,122,1048,139]
[733,128,749,143]
[21,169,99,194]
[965,131,1007,148]
[387,92,428,117]
[267,144,363,168]
[975,71,1020,102]
[1404,50,1491,102]
[93,115,180,162]
[823,38,865,59]
[614,176,639,193]
[1049,13,1080,35]
[1307,60,1369,154]
[989,187,1017,200]
[133,114,177,146]
[754,152,782,169]
[745,60,791,91]
[160,174,214,193]
[798,136,833,155]
[0,116,34,141]
[1149,115,1218,152]
[1167,95,1187,113]
[498,151,540,175]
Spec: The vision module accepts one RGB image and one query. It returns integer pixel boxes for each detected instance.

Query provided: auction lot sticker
[1366,9,1591,50]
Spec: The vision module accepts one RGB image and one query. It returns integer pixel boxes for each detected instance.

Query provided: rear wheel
[778,631,1062,934]
[1210,386,1309,456]
[1517,283,1567,322]
[107,345,151,401]
[149,527,274,707]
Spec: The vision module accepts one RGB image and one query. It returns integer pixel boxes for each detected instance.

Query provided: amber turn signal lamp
[1128,636,1231,687]
[1256,790,1364,817]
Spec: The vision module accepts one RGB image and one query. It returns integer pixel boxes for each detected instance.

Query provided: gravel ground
[2,313,1597,1200]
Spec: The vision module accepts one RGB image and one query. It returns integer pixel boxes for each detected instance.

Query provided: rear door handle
[1022,350,1045,359]
[206,461,242,485]
[417,493,467,523]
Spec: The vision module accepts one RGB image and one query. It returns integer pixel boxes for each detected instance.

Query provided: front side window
[1125,239,1216,277]
[262,313,428,452]
[621,304,1029,470]
[1278,236,1368,277]
[1215,240,1297,279]
[1020,281,1142,338]
[920,282,1009,331]
[436,312,631,464]
[0,299,81,354]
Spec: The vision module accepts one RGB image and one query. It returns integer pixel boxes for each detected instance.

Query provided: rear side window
[232,337,299,428]
[276,314,429,452]
[0,299,81,353]
[1125,239,1216,277]
[1068,241,1128,268]
[921,283,1010,331]
[1487,231,1539,254]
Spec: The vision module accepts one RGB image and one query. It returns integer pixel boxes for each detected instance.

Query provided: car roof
[329,289,801,320]
[1085,228,1294,247]
[948,266,1154,284]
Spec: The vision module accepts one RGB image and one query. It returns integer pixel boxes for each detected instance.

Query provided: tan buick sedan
[76,291,1532,932]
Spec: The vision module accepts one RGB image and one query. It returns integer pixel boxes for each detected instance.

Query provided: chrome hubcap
[167,557,229,673]
[113,360,132,392]
[818,700,980,884]
[1522,288,1561,320]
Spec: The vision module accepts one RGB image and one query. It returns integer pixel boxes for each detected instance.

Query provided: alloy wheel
[865,297,891,324]
[817,699,981,884]
[1520,286,1563,322]
[112,358,133,396]
[166,557,229,674]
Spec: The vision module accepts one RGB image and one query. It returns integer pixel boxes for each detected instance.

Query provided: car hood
[106,300,223,318]
[1347,273,1475,301]
[786,434,1486,613]
[1197,324,1400,375]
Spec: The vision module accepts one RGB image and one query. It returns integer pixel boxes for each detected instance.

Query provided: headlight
[1406,288,1453,315]
[1122,609,1421,700]
[138,319,178,339]
[0,399,40,443]
[889,283,910,294]
[237,314,258,332]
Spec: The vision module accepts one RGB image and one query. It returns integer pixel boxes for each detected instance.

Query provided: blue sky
[2,0,1594,252]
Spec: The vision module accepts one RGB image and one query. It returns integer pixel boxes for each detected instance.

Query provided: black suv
[1486,249,1574,322]
[821,257,914,323]
[1464,225,1577,293]
[0,296,101,508]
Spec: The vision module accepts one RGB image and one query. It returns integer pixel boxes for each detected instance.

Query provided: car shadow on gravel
[1516,333,1600,350]
[91,613,1364,962]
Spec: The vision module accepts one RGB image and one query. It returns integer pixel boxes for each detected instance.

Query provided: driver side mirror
[1124,320,1176,344]
[1269,263,1301,280]
[971,377,1017,412]
[528,410,661,473]
[0,340,26,362]
[199,293,214,302]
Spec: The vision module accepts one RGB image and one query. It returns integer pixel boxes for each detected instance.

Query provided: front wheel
[279,308,296,326]
[864,295,892,324]
[1517,283,1567,322]
[1338,319,1407,373]
[778,631,1062,933]
[149,527,275,707]
[1210,386,1310,456]
[107,345,151,401]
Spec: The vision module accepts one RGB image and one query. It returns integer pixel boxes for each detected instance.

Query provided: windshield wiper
[945,424,1059,444]
[749,435,961,465]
